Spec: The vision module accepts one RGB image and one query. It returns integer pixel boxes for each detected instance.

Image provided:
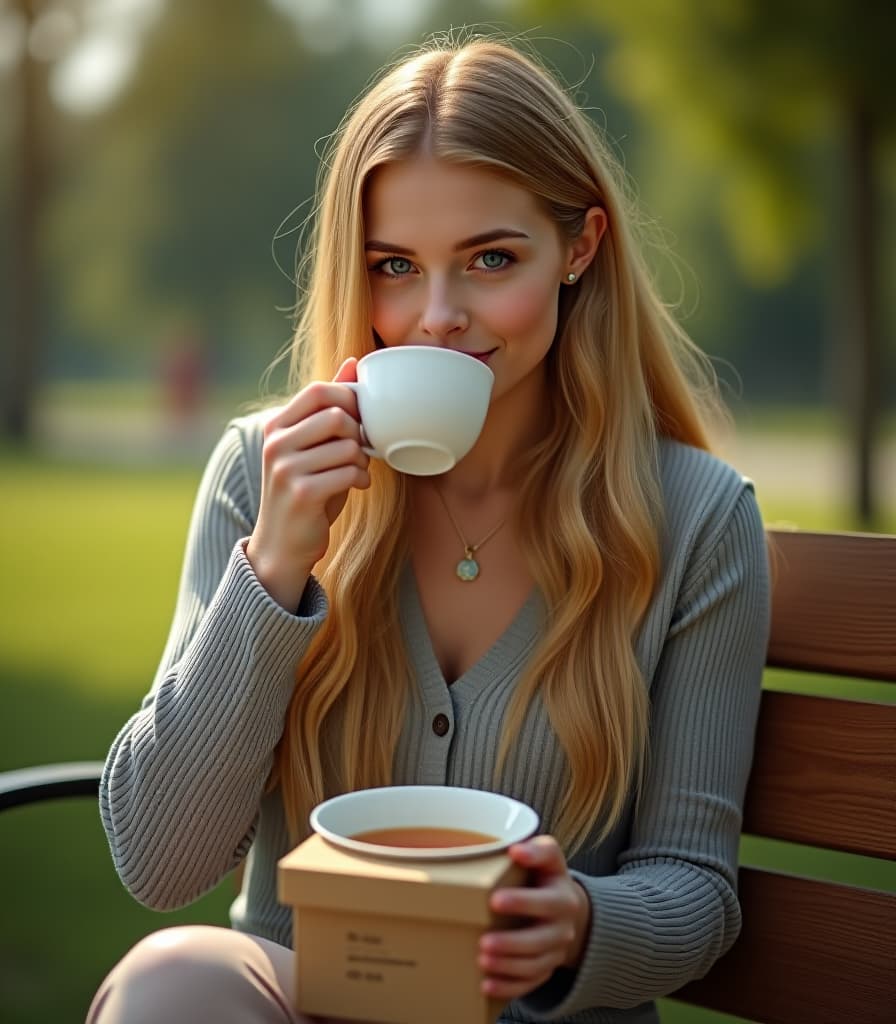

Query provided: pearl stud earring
[566,272,577,283]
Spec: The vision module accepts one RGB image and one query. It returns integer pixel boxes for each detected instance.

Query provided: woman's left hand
[478,835,592,1001]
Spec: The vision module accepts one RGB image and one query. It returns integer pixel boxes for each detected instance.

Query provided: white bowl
[309,785,540,861]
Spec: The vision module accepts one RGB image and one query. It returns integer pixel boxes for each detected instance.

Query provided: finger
[268,407,365,459]
[479,945,565,981]
[282,464,371,508]
[333,357,358,383]
[481,971,554,1002]
[507,834,566,874]
[276,440,369,480]
[490,882,575,921]
[480,921,574,960]
[267,381,359,432]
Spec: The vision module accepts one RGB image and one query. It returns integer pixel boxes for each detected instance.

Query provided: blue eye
[379,257,413,276]
[475,250,513,271]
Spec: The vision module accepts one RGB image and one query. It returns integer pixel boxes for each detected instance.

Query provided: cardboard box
[278,833,527,1024]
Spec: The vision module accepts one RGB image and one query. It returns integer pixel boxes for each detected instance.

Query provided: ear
[564,206,607,283]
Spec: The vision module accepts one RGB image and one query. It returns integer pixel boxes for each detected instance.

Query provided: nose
[418,280,469,341]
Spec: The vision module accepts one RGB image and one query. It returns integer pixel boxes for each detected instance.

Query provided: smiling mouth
[457,349,497,364]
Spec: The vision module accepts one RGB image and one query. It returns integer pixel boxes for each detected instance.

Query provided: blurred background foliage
[2,0,894,515]
[1,2,894,1022]
[534,0,896,522]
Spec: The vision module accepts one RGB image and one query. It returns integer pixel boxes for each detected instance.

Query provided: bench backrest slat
[672,528,896,1023]
[674,868,896,1024]
[743,691,896,859]
[766,530,896,680]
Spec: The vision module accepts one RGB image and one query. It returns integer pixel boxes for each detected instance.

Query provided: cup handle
[341,382,379,459]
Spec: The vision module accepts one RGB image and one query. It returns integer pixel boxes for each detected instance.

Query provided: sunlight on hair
[270,31,726,856]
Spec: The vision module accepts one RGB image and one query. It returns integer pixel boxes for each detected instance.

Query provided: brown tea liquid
[351,826,497,848]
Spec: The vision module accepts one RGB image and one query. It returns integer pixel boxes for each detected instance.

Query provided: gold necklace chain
[433,484,506,582]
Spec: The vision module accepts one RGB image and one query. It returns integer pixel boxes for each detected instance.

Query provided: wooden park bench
[3,527,894,1024]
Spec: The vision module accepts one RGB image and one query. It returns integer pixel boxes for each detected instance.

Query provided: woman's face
[364,158,585,405]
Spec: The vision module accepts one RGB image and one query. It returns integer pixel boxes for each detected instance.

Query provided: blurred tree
[527,0,894,526]
[2,0,82,440]
[10,0,867,455]
[47,0,526,390]
[49,0,335,386]
[5,0,540,437]
[5,0,40,440]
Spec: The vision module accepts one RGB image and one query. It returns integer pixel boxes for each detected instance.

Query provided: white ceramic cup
[310,785,540,861]
[343,346,494,476]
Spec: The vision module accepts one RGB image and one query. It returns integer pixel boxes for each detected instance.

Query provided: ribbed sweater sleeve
[99,420,327,910]
[518,485,770,1018]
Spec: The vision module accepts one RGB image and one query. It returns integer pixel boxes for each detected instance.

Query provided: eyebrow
[364,228,531,255]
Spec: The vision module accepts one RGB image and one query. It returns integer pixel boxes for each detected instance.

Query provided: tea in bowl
[281,787,535,1022]
[309,785,539,861]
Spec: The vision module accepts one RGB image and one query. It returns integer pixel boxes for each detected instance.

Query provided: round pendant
[456,557,480,582]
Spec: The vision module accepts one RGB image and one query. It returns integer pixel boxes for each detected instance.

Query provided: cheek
[489,280,559,341]
[369,289,414,341]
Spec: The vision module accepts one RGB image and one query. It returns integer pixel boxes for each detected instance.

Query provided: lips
[455,348,497,364]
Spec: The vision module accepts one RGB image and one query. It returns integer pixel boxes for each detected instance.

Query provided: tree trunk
[4,0,44,441]
[845,100,878,528]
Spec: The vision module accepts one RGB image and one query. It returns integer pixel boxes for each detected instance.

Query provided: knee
[119,924,234,983]
[89,926,253,1024]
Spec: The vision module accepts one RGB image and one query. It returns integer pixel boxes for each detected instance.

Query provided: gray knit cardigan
[100,411,770,1024]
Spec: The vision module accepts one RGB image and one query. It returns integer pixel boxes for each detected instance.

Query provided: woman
[88,34,770,1024]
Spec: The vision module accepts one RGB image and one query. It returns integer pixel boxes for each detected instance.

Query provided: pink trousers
[86,925,359,1024]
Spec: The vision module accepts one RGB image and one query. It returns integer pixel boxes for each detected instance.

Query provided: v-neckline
[399,562,543,693]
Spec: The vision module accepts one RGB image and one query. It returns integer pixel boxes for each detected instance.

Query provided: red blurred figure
[161,328,209,428]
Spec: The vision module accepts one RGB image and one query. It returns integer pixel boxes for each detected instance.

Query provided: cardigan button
[432,713,450,737]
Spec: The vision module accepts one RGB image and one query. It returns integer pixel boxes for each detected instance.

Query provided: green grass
[760,499,896,535]
[1,454,235,1023]
[1,457,197,695]
[2,447,893,1024]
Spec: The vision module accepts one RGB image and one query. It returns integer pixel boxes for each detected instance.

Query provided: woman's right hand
[245,358,370,611]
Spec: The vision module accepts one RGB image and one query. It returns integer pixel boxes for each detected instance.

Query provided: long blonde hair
[272,34,722,855]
